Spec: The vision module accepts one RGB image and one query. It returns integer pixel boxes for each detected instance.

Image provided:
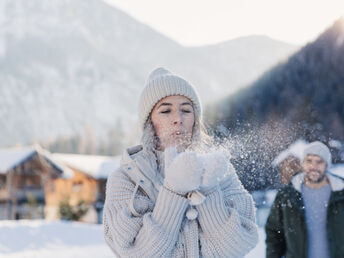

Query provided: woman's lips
[172,131,184,136]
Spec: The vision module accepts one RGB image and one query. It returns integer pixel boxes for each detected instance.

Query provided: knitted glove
[200,151,233,192]
[164,147,204,195]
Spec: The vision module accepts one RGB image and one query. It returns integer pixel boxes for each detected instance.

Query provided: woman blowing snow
[103,68,258,257]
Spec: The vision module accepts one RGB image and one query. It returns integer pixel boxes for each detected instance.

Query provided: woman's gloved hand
[163,147,204,195]
[199,151,234,192]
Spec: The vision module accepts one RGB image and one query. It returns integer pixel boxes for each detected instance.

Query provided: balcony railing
[14,189,45,202]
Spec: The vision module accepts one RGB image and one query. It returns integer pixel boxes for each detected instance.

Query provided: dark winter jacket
[265,172,344,258]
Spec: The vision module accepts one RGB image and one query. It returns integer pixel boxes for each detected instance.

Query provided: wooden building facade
[0,146,120,223]
[47,153,120,223]
[0,146,63,220]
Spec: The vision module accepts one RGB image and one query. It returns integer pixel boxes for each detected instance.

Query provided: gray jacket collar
[291,172,344,192]
[120,145,143,166]
[121,145,159,180]
[120,145,162,201]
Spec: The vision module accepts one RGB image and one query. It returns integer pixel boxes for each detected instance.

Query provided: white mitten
[200,151,233,191]
[164,147,204,195]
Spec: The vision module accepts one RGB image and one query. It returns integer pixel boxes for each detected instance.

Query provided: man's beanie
[303,141,332,167]
[138,67,201,131]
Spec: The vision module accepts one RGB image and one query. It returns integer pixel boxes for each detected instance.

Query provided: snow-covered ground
[0,220,113,258]
[0,220,266,257]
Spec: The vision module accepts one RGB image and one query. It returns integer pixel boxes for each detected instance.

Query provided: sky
[106,0,344,46]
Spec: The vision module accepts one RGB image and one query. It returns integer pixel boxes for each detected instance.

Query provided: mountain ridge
[0,0,296,148]
[208,17,344,190]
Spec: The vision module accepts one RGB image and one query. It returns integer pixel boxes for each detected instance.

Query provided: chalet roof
[51,153,120,179]
[0,145,73,178]
[272,139,308,167]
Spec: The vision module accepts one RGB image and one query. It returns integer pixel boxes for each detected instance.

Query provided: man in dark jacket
[265,141,344,258]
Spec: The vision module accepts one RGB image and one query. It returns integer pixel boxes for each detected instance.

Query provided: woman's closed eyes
[160,109,192,114]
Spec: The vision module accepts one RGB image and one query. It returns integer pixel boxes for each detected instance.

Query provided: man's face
[302,155,327,184]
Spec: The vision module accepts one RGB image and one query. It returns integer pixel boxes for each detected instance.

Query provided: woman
[103,68,258,257]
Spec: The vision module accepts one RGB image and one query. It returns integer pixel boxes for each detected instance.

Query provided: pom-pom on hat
[138,67,201,130]
[303,141,332,167]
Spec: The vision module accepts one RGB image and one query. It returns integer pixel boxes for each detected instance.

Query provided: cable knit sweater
[103,145,258,257]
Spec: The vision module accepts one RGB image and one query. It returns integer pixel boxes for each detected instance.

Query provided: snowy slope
[0,220,265,257]
[0,0,296,147]
[0,0,179,146]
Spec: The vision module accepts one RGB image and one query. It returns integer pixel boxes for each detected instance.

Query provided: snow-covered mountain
[0,0,297,147]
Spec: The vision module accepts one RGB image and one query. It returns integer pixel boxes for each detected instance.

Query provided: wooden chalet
[0,145,65,220]
[49,153,120,223]
[0,145,120,223]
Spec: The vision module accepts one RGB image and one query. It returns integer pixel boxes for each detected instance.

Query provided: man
[265,141,344,258]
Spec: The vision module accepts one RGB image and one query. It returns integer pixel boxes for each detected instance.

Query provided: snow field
[0,220,265,257]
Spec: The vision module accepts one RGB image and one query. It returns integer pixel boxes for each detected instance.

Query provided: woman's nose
[172,112,183,125]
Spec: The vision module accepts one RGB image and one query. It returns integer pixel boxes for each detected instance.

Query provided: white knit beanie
[138,67,202,131]
[303,141,332,167]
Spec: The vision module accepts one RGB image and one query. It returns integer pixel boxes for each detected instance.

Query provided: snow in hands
[163,146,234,195]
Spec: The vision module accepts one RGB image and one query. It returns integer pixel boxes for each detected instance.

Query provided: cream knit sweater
[103,146,258,257]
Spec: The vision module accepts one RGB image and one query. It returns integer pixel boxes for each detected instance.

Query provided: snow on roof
[0,145,73,179]
[330,163,344,178]
[272,139,308,167]
[0,145,37,173]
[51,153,120,179]
[329,139,342,149]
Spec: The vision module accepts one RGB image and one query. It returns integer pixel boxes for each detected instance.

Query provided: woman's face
[151,95,195,151]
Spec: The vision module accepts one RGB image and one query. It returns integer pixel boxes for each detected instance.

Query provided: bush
[59,198,89,221]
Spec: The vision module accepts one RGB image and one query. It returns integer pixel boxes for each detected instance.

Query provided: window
[72,181,83,192]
